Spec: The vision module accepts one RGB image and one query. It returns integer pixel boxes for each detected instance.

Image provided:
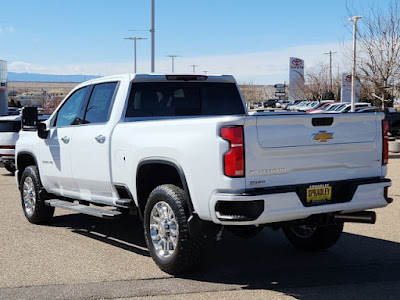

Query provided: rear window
[125,82,245,117]
[0,121,21,132]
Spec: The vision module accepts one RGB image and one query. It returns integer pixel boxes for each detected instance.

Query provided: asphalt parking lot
[1,158,400,300]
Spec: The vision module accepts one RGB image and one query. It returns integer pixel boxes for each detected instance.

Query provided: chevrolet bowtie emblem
[311,131,334,142]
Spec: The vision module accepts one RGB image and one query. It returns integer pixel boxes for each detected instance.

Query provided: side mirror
[37,122,49,139]
[21,107,38,131]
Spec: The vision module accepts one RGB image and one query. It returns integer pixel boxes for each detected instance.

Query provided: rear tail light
[382,120,389,165]
[220,126,244,177]
[0,146,15,149]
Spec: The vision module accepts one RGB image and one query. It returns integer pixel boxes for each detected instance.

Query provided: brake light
[382,120,389,165]
[220,126,244,177]
[0,146,15,149]
[166,75,208,81]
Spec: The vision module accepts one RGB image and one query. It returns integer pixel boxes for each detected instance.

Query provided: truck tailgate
[244,113,384,189]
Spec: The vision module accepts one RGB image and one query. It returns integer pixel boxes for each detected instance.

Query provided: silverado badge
[311,131,334,142]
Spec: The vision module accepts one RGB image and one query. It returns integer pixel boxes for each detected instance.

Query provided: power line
[324,50,337,93]
[166,55,179,73]
[189,65,198,73]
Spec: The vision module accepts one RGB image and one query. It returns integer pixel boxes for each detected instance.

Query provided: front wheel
[143,184,200,274]
[282,222,343,251]
[20,166,54,224]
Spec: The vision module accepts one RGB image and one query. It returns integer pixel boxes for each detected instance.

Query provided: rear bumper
[0,149,15,164]
[209,178,392,225]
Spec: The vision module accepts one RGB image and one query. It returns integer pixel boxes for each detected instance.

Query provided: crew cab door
[69,81,118,200]
[39,86,90,194]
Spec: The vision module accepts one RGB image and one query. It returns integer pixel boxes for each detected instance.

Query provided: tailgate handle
[312,117,333,126]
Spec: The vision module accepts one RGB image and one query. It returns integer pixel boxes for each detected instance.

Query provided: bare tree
[239,82,275,103]
[347,1,400,108]
[299,61,340,100]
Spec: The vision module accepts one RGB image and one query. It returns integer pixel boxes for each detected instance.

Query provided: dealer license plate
[306,184,332,203]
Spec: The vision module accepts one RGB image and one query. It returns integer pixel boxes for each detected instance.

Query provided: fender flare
[136,158,195,214]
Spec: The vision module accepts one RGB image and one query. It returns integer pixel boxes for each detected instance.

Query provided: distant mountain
[8,72,101,83]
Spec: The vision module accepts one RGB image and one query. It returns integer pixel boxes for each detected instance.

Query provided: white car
[289,100,310,111]
[0,116,21,173]
[297,101,319,112]
[0,114,48,173]
[324,103,372,114]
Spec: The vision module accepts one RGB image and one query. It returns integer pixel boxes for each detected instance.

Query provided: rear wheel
[20,166,54,224]
[4,163,15,174]
[144,184,200,274]
[282,222,343,251]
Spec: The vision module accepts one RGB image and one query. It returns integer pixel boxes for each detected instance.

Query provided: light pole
[124,37,147,73]
[151,0,155,73]
[190,65,198,73]
[167,55,179,73]
[349,15,363,112]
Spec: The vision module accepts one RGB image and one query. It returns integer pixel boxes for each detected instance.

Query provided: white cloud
[8,41,351,84]
[0,25,15,35]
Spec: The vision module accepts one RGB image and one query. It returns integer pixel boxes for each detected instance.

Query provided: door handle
[61,136,70,144]
[95,135,106,144]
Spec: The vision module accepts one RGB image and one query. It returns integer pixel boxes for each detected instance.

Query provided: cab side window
[84,82,118,124]
[55,87,88,127]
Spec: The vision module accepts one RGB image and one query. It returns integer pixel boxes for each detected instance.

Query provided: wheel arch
[16,151,38,187]
[136,159,194,219]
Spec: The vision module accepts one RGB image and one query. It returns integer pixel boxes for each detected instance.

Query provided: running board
[45,200,122,219]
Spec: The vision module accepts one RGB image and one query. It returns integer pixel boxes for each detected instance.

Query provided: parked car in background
[0,114,49,173]
[263,99,278,108]
[308,102,343,114]
[297,101,319,112]
[356,106,379,113]
[384,107,400,136]
[324,103,372,114]
[279,101,289,109]
[288,100,307,111]
[252,102,263,108]
[284,100,302,110]
[305,100,335,113]
[8,107,20,115]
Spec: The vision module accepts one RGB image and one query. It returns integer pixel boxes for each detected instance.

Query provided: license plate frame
[306,184,332,204]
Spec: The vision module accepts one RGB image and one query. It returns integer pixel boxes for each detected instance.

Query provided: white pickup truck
[15,74,392,274]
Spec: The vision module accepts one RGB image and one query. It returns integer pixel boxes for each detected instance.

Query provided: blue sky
[0,0,394,84]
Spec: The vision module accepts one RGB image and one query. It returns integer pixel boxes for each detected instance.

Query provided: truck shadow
[187,229,400,295]
[50,214,150,257]
[50,214,400,297]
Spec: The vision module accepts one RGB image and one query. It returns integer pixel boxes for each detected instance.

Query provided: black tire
[227,225,263,239]
[143,184,200,274]
[282,222,343,251]
[20,166,54,224]
[4,163,16,174]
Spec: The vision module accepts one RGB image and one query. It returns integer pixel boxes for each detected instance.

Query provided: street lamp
[151,0,155,73]
[349,15,363,112]
[166,55,179,73]
[124,37,147,73]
